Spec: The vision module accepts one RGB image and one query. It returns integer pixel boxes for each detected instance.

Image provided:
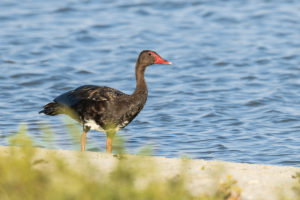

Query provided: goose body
[40,50,171,153]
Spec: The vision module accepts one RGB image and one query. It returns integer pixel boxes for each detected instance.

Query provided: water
[1,0,300,166]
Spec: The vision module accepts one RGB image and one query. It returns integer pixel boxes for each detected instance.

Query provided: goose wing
[54,85,125,106]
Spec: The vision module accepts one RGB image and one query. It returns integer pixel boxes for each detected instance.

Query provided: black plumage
[39,50,171,153]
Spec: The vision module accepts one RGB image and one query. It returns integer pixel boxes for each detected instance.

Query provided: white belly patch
[84,119,120,132]
[84,119,104,132]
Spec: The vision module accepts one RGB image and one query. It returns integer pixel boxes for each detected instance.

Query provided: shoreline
[0,146,299,200]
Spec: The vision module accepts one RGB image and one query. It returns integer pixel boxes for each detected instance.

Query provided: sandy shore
[0,146,298,200]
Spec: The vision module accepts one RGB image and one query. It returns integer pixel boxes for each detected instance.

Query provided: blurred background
[0,0,299,166]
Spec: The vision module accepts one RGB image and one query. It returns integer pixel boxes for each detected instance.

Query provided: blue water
[1,0,300,166]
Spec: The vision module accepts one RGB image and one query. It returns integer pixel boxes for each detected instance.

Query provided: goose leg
[81,127,90,152]
[106,131,115,153]
[81,131,87,152]
[106,137,112,153]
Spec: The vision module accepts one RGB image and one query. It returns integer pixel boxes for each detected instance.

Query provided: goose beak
[154,56,172,65]
[150,51,172,65]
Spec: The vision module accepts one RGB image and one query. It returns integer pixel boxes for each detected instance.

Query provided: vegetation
[291,172,300,200]
[1,123,296,200]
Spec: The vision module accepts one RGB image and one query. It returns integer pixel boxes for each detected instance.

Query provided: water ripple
[0,0,299,166]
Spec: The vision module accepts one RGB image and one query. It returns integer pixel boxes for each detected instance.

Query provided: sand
[0,146,298,200]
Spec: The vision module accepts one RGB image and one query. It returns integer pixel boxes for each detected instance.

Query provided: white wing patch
[118,120,129,129]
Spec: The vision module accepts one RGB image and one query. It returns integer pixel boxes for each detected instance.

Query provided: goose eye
[148,53,152,56]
